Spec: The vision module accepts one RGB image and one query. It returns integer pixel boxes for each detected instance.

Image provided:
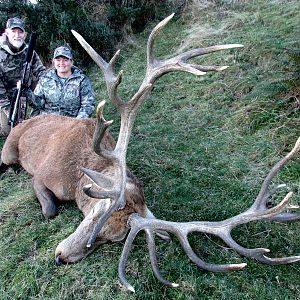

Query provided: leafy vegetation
[1,0,300,299]
[0,0,182,65]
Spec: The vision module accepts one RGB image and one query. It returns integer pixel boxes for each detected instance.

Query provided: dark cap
[53,46,73,59]
[6,17,25,32]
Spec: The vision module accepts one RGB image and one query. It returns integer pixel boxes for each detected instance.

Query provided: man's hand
[16,80,21,89]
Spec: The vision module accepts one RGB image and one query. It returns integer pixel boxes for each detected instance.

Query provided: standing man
[0,17,46,136]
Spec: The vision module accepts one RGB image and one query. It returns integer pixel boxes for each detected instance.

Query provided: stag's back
[1,115,116,201]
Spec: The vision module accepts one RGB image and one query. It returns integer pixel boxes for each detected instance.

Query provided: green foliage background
[1,0,300,299]
[0,0,183,66]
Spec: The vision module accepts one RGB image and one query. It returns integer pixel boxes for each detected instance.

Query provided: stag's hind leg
[32,177,58,218]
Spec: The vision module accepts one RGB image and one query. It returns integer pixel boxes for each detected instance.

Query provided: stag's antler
[73,14,300,292]
[72,13,243,247]
[118,137,300,292]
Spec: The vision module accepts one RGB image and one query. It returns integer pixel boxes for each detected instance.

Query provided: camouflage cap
[53,46,73,60]
[6,17,25,32]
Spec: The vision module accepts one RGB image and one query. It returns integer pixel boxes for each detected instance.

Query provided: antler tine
[177,233,247,272]
[118,142,300,290]
[145,227,179,288]
[118,216,141,293]
[217,192,300,264]
[92,101,114,158]
[80,169,114,189]
[71,30,123,108]
[250,137,300,215]
[82,184,119,200]
[145,14,243,82]
[147,13,175,65]
[71,30,108,73]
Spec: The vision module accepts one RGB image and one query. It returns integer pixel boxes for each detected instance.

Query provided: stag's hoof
[55,254,63,266]
[0,164,14,180]
[42,202,58,219]
[11,165,24,174]
[0,160,9,175]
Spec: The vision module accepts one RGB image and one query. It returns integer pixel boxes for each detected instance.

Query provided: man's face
[5,28,27,49]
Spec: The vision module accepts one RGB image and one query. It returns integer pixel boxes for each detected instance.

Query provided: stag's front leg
[32,177,58,218]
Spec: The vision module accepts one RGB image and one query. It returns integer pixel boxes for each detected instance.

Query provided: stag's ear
[80,167,114,189]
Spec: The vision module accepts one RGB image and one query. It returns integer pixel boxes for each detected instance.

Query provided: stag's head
[55,153,147,264]
[55,199,112,264]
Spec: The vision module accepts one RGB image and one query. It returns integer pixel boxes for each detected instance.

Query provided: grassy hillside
[1,0,300,299]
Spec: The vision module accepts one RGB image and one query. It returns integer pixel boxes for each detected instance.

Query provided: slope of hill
[1,1,300,299]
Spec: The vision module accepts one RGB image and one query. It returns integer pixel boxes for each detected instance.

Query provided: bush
[0,0,184,66]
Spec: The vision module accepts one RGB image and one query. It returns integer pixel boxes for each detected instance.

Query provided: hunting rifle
[9,32,37,128]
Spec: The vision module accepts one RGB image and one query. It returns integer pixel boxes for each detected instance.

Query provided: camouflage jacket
[0,36,46,107]
[33,66,95,118]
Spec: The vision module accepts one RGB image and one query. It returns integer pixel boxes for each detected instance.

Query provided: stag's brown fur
[1,115,152,262]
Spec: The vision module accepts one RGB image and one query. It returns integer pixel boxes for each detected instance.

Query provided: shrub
[0,0,184,66]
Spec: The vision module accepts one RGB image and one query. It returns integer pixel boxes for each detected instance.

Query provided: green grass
[1,0,300,299]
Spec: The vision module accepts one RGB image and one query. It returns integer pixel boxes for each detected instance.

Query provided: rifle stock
[9,32,37,128]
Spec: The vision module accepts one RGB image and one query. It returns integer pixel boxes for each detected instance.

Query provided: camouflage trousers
[0,97,27,137]
[0,105,10,136]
